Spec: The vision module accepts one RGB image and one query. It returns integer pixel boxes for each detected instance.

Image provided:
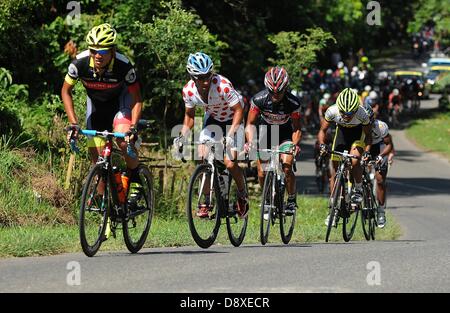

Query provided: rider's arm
[291,116,302,146]
[181,107,195,137]
[380,134,393,157]
[61,81,78,125]
[129,87,143,127]
[317,119,330,145]
[227,102,243,137]
[362,123,372,152]
[245,105,258,144]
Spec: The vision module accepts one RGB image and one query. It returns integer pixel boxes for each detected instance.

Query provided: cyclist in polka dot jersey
[174,52,248,219]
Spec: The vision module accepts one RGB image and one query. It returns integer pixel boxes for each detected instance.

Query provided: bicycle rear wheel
[186,164,221,249]
[79,164,110,257]
[260,171,275,245]
[279,183,296,244]
[226,172,249,247]
[123,165,154,253]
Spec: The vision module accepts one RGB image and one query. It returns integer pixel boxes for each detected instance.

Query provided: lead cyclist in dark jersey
[61,24,143,180]
[245,66,302,215]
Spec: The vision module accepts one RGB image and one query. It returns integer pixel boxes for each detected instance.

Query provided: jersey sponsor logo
[125,68,137,84]
[82,81,121,90]
[261,112,290,124]
[68,63,78,78]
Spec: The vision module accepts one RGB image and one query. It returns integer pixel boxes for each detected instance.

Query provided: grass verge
[0,196,402,258]
[406,110,450,161]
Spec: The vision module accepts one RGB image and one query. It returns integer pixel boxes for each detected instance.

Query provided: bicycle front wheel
[226,173,249,247]
[186,164,221,249]
[260,171,275,245]
[123,165,154,253]
[325,174,343,242]
[279,184,296,245]
[361,183,372,241]
[79,164,110,257]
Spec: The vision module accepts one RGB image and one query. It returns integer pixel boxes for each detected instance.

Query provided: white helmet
[364,85,372,92]
[337,61,344,69]
[326,69,333,75]
[369,91,378,100]
[323,93,330,101]
[352,66,359,72]
[393,89,399,96]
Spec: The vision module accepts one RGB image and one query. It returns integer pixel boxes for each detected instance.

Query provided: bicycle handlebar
[330,150,360,160]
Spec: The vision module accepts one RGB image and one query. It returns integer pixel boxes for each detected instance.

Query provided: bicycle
[325,150,360,243]
[183,139,249,249]
[69,120,154,257]
[259,147,297,245]
[361,159,380,240]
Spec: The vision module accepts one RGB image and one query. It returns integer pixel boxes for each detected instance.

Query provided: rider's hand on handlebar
[224,136,234,148]
[362,151,371,161]
[125,125,138,143]
[375,155,384,164]
[66,124,80,145]
[243,142,253,154]
[319,143,329,156]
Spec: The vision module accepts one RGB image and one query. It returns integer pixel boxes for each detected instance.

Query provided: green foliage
[136,1,228,123]
[408,0,450,46]
[268,28,336,90]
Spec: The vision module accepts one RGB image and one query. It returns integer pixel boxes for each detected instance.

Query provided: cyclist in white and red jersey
[174,52,248,218]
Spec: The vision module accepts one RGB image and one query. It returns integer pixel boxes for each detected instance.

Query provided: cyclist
[61,23,142,183]
[388,88,402,125]
[173,52,248,218]
[245,66,302,216]
[317,88,372,226]
[362,104,393,228]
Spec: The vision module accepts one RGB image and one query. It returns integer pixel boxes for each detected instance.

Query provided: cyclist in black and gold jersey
[61,23,143,178]
[317,88,372,226]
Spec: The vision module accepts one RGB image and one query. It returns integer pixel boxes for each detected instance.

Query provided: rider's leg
[224,151,245,192]
[350,144,364,203]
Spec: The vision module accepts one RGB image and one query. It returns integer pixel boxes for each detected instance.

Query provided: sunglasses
[192,73,212,81]
[89,48,111,55]
[339,110,355,117]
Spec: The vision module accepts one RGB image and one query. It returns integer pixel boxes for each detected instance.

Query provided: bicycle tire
[370,194,377,240]
[79,164,110,257]
[342,195,359,242]
[186,164,221,249]
[279,181,296,245]
[260,171,275,245]
[123,164,154,253]
[325,173,343,242]
[226,172,249,247]
[361,183,372,241]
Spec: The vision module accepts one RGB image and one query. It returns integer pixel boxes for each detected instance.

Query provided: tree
[268,28,335,90]
[408,0,450,47]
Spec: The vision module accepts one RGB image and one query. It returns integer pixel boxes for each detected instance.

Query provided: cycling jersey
[324,105,370,127]
[65,50,140,103]
[325,105,369,161]
[64,50,139,140]
[371,120,389,145]
[250,89,303,125]
[182,74,242,122]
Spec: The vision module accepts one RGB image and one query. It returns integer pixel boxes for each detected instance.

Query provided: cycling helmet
[336,88,360,114]
[86,23,117,48]
[363,103,374,122]
[323,93,330,101]
[369,91,378,100]
[326,69,333,75]
[393,88,399,96]
[264,66,289,93]
[364,85,372,92]
[337,61,344,69]
[186,52,214,76]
